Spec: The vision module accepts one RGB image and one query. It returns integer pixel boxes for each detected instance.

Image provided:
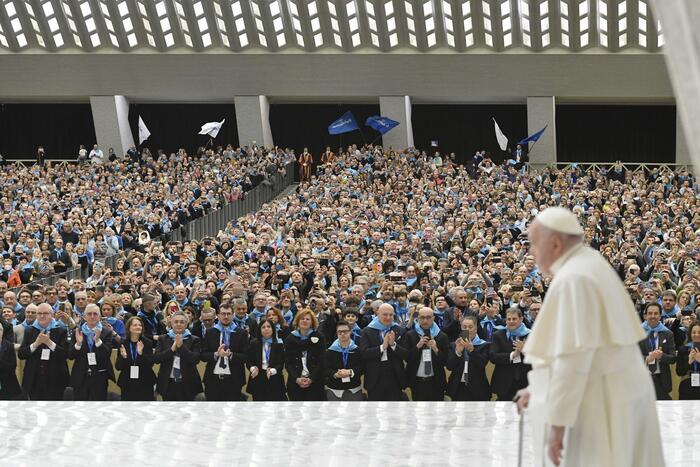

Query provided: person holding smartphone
[403,307,449,401]
[447,315,491,401]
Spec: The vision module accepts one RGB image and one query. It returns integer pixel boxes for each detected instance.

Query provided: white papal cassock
[523,244,665,467]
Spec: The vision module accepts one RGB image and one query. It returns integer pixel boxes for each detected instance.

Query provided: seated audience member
[324,320,364,401]
[115,317,155,401]
[360,303,408,401]
[640,303,677,400]
[246,319,287,401]
[154,311,203,401]
[69,304,115,401]
[676,321,700,400]
[489,307,532,401]
[284,308,326,401]
[447,316,491,401]
[18,303,70,400]
[201,304,249,401]
[403,307,449,401]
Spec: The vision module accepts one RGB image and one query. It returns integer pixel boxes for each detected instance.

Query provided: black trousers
[367,370,403,401]
[678,378,700,400]
[287,382,325,401]
[73,373,108,401]
[496,378,526,402]
[453,383,490,401]
[164,380,190,401]
[651,374,671,400]
[204,376,242,401]
[411,377,444,401]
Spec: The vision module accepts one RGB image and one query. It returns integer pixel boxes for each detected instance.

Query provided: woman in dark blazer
[0,326,22,400]
[246,319,287,401]
[284,308,326,401]
[447,316,492,401]
[153,311,203,401]
[266,308,290,344]
[324,320,364,401]
[676,322,700,400]
[115,317,156,401]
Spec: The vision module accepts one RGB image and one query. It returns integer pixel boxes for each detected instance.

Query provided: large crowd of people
[0,144,699,402]
[0,144,294,285]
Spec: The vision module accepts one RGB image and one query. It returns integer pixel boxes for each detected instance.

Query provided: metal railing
[551,162,693,173]
[10,165,294,291]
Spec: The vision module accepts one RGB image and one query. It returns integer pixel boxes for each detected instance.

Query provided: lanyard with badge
[264,343,271,369]
[87,336,97,366]
[130,342,139,379]
[692,361,700,388]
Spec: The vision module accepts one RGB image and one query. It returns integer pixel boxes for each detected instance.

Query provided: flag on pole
[328,111,359,135]
[518,125,548,145]
[199,119,225,138]
[365,115,400,134]
[138,116,151,145]
[493,118,509,151]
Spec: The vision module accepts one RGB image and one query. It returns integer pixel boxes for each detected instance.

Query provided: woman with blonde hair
[284,308,326,401]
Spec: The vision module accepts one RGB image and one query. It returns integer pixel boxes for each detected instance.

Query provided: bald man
[516,208,663,467]
[402,307,449,401]
[359,303,408,401]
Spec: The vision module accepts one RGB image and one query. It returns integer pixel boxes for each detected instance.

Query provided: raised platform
[0,401,697,466]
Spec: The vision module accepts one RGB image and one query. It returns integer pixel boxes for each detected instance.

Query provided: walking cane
[517,410,524,467]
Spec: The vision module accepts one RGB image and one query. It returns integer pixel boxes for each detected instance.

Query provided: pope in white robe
[517,207,664,467]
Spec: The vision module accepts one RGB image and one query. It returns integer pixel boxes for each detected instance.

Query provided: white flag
[199,119,225,138]
[493,118,509,151]
[138,116,151,145]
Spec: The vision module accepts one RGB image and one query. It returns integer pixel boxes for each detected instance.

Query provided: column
[89,96,134,157]
[379,96,414,150]
[234,96,274,148]
[526,96,557,168]
[676,108,693,169]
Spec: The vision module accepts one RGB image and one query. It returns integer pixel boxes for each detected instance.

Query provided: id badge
[513,354,522,364]
[87,352,97,366]
[380,349,388,361]
[422,349,432,362]
[692,373,700,387]
[173,355,181,370]
[130,366,139,379]
[342,376,351,383]
[41,348,51,361]
[463,360,469,375]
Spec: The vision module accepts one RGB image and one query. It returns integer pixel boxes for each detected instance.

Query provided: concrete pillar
[379,96,414,150]
[526,96,557,169]
[89,95,134,157]
[676,108,693,170]
[234,96,274,148]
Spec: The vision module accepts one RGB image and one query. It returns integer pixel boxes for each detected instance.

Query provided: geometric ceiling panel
[0,0,663,53]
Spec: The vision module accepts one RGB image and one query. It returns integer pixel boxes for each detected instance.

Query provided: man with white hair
[516,207,663,467]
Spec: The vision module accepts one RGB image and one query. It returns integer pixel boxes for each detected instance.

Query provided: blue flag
[328,111,359,135]
[518,125,547,145]
[365,115,400,134]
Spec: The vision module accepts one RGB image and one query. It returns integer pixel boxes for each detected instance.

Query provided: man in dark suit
[639,303,677,400]
[200,304,249,401]
[359,303,408,401]
[17,303,70,400]
[192,307,216,340]
[69,304,114,401]
[489,307,532,401]
[48,238,71,274]
[403,307,449,401]
[153,311,203,401]
[447,315,491,401]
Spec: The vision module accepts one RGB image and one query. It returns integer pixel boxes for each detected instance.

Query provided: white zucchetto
[535,207,584,236]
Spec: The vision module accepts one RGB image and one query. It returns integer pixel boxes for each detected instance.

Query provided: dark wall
[270,104,380,156]
[556,105,676,163]
[411,105,528,163]
[128,104,238,154]
[0,104,96,159]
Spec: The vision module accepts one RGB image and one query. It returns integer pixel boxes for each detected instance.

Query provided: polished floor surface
[0,401,697,466]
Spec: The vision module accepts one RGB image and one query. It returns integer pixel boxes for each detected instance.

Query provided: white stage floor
[0,401,697,466]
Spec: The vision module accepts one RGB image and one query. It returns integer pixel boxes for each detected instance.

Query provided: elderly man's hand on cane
[514,388,565,466]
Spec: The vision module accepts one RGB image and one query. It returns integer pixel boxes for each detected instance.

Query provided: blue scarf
[105,316,119,325]
[262,337,274,345]
[250,309,265,323]
[641,321,670,334]
[233,315,250,328]
[137,310,158,330]
[367,316,394,333]
[213,321,237,347]
[291,329,312,341]
[167,329,192,340]
[470,335,488,346]
[506,323,531,340]
[80,322,103,349]
[282,309,294,325]
[405,277,417,287]
[328,339,359,353]
[413,320,440,338]
[32,319,58,333]
[351,323,362,342]
[433,309,445,328]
